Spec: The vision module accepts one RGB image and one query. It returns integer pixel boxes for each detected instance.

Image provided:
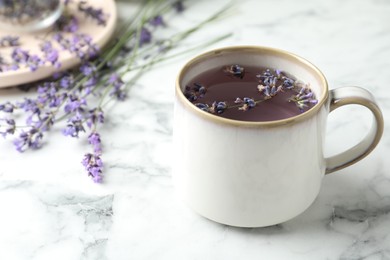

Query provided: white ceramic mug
[173,46,384,227]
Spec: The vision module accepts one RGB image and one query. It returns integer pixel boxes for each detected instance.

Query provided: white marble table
[1,0,389,259]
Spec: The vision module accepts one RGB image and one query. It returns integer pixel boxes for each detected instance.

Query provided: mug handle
[325,86,384,174]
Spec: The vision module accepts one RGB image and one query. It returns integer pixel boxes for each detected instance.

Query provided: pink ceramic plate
[0,0,117,88]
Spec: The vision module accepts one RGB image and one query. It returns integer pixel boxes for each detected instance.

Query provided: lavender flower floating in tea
[185,65,318,122]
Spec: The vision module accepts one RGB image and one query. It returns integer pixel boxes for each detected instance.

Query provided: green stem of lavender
[94,0,170,70]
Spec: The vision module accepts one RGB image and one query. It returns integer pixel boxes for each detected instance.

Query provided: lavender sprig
[78,1,107,26]
[0,0,233,183]
[82,131,103,183]
[288,85,318,111]
[82,152,103,183]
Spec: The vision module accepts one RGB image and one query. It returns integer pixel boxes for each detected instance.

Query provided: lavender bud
[88,132,102,155]
[195,103,209,112]
[149,15,165,27]
[270,85,277,96]
[283,78,294,89]
[13,127,43,152]
[78,1,107,26]
[263,86,271,98]
[243,97,256,108]
[82,153,103,183]
[0,102,15,113]
[216,101,227,114]
[225,64,245,79]
[140,27,152,46]
[193,82,203,91]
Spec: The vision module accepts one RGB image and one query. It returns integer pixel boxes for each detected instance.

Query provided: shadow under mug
[173,46,384,228]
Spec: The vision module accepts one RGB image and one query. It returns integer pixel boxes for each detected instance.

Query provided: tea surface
[184,65,317,122]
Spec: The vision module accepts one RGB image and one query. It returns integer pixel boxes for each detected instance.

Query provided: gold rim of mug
[175,46,329,127]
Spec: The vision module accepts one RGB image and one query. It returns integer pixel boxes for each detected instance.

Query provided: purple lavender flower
[282,78,295,89]
[49,93,66,108]
[62,115,85,138]
[257,84,271,99]
[140,27,152,46]
[84,43,99,60]
[209,101,227,114]
[11,48,29,63]
[41,41,60,67]
[8,64,19,71]
[13,127,43,152]
[86,108,104,128]
[53,33,63,43]
[82,153,103,183]
[0,102,15,113]
[53,33,72,53]
[0,118,16,137]
[184,83,207,102]
[64,95,87,114]
[88,132,102,154]
[243,97,256,108]
[78,1,107,26]
[150,15,165,27]
[60,75,74,89]
[0,0,212,184]
[194,101,227,114]
[275,69,282,78]
[65,16,79,32]
[193,83,205,93]
[216,101,227,114]
[80,63,96,76]
[288,87,318,111]
[256,69,277,86]
[71,34,82,49]
[35,82,66,109]
[9,47,45,71]
[224,64,245,79]
[18,98,40,114]
[237,97,256,111]
[30,112,54,131]
[37,81,57,98]
[195,103,209,112]
[55,14,79,32]
[27,55,43,72]
[184,89,197,102]
[108,73,126,100]
[108,73,122,86]
[54,33,99,61]
[83,76,98,93]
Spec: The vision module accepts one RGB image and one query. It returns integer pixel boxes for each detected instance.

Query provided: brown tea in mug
[184,64,318,122]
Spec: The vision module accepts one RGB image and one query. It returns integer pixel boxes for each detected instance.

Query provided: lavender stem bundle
[0,0,231,183]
